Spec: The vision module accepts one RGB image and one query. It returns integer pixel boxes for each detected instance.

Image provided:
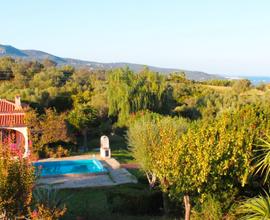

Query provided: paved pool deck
[36,154,138,189]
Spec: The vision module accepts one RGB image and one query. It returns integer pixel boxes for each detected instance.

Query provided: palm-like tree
[238,193,270,220]
[238,137,270,219]
[254,137,270,184]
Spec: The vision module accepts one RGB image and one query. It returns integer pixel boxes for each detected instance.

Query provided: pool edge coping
[35,154,138,188]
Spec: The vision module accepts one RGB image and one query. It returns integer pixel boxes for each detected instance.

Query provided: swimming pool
[33,159,107,177]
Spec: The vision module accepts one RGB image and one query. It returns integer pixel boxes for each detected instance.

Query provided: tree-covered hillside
[0,44,224,81]
[1,56,270,219]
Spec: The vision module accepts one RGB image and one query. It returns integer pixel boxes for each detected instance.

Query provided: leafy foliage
[31,186,69,220]
[253,136,270,184]
[68,91,97,148]
[129,104,270,219]
[0,144,35,219]
[232,79,252,93]
[238,193,270,220]
[191,195,223,220]
[25,108,70,158]
[128,114,189,188]
[108,67,174,125]
[68,91,97,130]
[0,57,270,218]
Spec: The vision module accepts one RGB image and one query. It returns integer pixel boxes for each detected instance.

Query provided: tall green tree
[169,105,270,219]
[128,115,189,214]
[129,105,270,219]
[68,91,97,150]
[25,108,70,157]
[108,67,174,125]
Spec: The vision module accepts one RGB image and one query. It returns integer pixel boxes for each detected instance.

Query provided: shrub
[39,145,70,158]
[203,79,234,87]
[237,193,270,220]
[191,195,222,220]
[232,79,252,93]
[25,108,71,158]
[256,83,267,91]
[0,144,35,219]
[106,188,163,215]
[31,186,69,220]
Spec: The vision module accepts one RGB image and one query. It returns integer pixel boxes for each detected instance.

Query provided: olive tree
[129,105,270,220]
[128,115,189,213]
[169,105,270,219]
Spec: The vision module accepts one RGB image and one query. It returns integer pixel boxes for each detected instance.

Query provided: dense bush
[0,144,35,219]
[237,193,270,219]
[191,195,223,220]
[202,79,234,87]
[106,188,163,215]
[39,145,70,158]
[25,108,71,158]
[232,79,252,93]
[31,187,68,220]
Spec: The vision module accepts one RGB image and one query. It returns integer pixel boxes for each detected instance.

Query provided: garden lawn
[59,184,173,220]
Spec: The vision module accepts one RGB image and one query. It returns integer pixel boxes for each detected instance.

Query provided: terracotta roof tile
[0,99,26,127]
[0,99,25,113]
[0,114,25,127]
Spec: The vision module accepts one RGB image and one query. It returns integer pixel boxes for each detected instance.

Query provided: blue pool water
[34,159,107,177]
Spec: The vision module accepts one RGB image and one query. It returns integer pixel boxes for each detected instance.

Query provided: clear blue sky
[1,0,270,76]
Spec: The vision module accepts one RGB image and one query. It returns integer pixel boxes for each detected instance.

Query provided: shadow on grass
[112,149,134,164]
[59,184,175,220]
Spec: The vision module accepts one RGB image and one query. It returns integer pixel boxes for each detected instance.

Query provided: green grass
[127,169,149,185]
[87,134,128,150]
[60,134,171,219]
[59,184,174,220]
[111,149,134,164]
[70,147,134,164]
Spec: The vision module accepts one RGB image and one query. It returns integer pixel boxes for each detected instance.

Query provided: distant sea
[246,76,270,85]
[227,76,270,85]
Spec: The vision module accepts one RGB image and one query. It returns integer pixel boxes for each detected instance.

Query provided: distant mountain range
[0,44,224,81]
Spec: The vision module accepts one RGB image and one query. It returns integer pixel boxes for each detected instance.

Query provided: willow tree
[108,67,173,125]
[108,67,133,124]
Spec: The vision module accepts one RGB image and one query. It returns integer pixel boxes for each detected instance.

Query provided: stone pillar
[100,135,111,159]
[21,127,29,158]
